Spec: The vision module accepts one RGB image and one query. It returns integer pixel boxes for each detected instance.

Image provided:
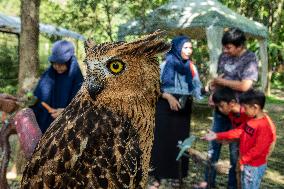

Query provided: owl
[21,30,170,189]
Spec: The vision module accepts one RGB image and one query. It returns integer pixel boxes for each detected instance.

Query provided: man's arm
[213,52,258,92]
[212,78,253,92]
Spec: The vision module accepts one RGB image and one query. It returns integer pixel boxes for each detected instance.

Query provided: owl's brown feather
[21,31,170,189]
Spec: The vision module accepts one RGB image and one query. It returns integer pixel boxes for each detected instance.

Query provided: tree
[39,0,169,42]
[16,0,41,178]
[18,0,41,92]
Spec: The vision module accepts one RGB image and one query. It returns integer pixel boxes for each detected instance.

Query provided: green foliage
[191,39,210,84]
[0,34,18,95]
[38,35,54,74]
[0,34,53,95]
[0,84,18,95]
[39,0,169,42]
[0,0,20,15]
[269,42,284,68]
[271,72,284,89]
[267,95,284,104]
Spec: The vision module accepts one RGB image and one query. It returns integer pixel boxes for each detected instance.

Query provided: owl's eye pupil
[112,63,119,69]
[106,60,125,75]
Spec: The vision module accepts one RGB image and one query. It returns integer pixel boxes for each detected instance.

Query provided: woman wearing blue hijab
[149,36,202,188]
[31,40,83,134]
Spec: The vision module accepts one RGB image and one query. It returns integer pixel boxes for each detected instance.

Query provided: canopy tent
[0,13,85,40]
[118,0,269,91]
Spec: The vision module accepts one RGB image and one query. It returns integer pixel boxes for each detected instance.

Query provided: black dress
[150,95,192,179]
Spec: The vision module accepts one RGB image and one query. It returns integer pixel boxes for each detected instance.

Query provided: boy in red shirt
[203,89,276,189]
[197,87,251,189]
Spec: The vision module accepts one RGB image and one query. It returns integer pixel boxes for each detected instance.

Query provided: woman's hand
[50,108,64,119]
[162,92,181,111]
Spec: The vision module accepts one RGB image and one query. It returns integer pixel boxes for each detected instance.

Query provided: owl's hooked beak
[86,75,105,100]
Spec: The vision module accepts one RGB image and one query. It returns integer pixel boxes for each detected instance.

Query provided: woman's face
[181,42,193,60]
[52,63,68,74]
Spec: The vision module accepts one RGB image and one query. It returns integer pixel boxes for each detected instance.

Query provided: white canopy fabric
[0,13,85,40]
[118,0,269,91]
[118,0,268,39]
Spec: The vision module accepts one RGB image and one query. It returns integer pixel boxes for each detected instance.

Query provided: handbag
[176,74,188,109]
[178,95,188,109]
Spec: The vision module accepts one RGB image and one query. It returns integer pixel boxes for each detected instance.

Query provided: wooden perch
[0,117,16,189]
[0,108,42,189]
[188,148,231,175]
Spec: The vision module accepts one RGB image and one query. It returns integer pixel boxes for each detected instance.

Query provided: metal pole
[208,157,212,189]
[178,158,182,189]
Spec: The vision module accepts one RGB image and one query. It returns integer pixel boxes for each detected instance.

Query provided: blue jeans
[205,110,239,189]
[241,164,267,189]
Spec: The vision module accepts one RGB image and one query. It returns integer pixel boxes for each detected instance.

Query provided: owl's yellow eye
[107,60,125,75]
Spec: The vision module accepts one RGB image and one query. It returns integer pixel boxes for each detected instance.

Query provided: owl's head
[84,30,170,101]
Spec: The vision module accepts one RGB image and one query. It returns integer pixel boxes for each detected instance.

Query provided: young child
[203,89,276,189]
[212,87,251,130]
[197,87,251,189]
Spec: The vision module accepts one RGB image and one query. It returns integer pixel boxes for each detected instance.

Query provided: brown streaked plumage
[21,30,170,189]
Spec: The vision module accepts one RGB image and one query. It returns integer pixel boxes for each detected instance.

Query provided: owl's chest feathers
[88,92,156,145]
[94,91,155,119]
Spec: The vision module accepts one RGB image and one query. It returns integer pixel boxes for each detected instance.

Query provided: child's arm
[203,126,243,141]
[216,126,243,140]
[203,130,217,141]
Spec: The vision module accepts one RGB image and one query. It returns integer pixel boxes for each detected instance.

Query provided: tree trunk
[266,70,272,96]
[18,0,41,92]
[16,0,41,179]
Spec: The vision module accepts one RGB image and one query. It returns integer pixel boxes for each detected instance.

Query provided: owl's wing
[22,93,143,189]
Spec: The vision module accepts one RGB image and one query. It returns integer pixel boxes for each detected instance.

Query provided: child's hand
[202,130,217,141]
[240,164,244,171]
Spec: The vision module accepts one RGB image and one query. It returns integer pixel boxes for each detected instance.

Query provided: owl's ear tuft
[122,30,171,57]
[139,38,171,57]
[84,39,96,52]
